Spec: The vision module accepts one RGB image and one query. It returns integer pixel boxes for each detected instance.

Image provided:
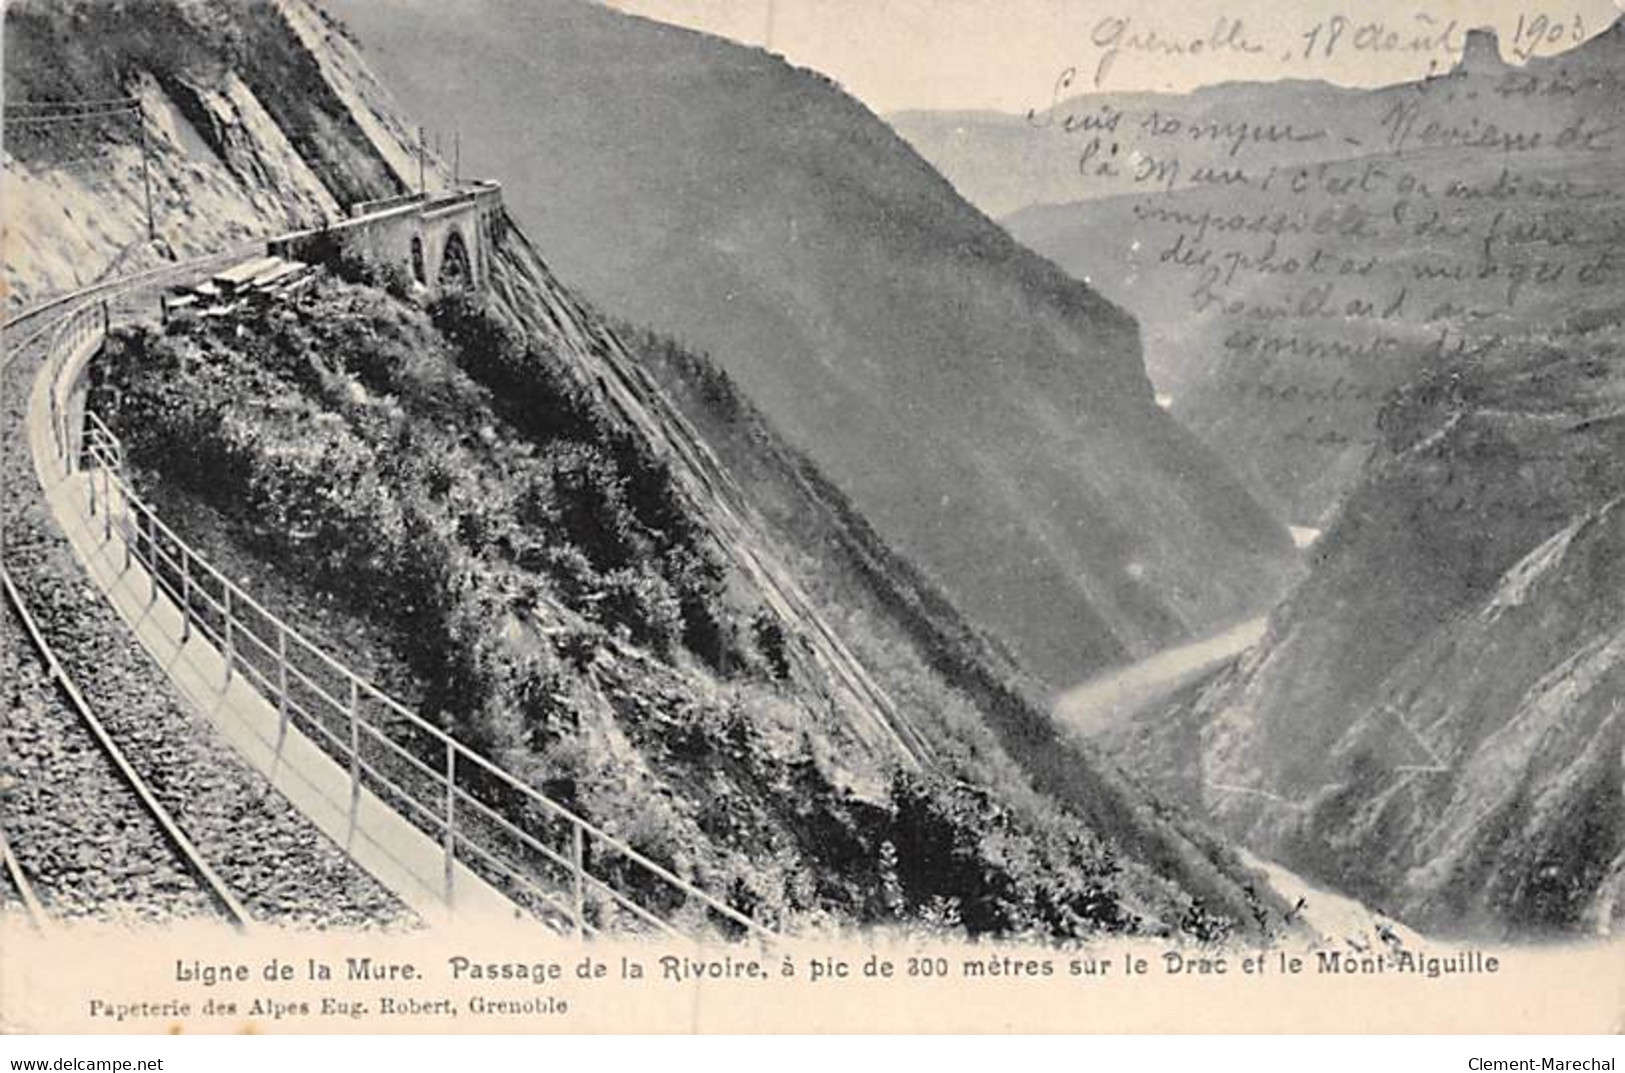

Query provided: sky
[604,0,1625,113]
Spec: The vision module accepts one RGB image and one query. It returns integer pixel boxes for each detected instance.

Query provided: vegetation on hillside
[92,271,1252,939]
[617,322,1278,932]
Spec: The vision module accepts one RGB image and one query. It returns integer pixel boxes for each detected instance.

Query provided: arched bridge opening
[437,228,471,288]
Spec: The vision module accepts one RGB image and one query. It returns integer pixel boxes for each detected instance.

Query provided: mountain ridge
[1115,317,1625,937]
[887,12,1625,937]
[326,0,1297,689]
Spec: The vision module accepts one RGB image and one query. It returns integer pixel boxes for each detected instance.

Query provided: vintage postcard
[1,0,1621,1036]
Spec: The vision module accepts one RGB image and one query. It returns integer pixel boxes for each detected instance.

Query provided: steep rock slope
[5,0,1286,936]
[483,230,1286,934]
[325,0,1295,688]
[0,0,453,308]
[1115,315,1625,938]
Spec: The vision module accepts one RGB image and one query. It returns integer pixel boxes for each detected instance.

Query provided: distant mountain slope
[1006,148,1625,523]
[892,21,1625,220]
[1115,313,1625,938]
[889,79,1371,219]
[892,17,1625,936]
[326,0,1296,688]
[1001,22,1625,936]
[999,24,1625,523]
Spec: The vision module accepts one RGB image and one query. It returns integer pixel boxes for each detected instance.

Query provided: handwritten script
[1049,11,1595,91]
[1001,10,1622,520]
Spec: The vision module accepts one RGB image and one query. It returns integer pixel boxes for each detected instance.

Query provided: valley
[898,17,1625,938]
[4,0,1619,949]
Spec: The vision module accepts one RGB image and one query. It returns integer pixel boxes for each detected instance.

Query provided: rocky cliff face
[1117,318,1625,937]
[1,0,449,308]
[1454,26,1512,75]
[326,0,1297,690]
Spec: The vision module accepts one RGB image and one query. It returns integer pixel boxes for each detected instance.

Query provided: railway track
[2,571,248,928]
[2,259,415,930]
[2,243,264,343]
[0,827,47,927]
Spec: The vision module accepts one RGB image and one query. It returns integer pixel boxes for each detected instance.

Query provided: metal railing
[44,300,110,470]
[34,290,772,943]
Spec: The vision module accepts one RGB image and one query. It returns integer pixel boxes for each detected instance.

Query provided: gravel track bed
[1,841,38,917]
[2,607,218,925]
[3,280,417,930]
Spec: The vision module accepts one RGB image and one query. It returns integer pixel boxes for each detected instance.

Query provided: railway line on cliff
[4,264,242,930]
[2,225,774,939]
[2,253,415,932]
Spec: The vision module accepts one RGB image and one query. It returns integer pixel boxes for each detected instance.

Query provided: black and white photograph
[1,0,1622,1041]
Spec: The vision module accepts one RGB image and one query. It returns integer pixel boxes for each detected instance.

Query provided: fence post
[223,585,234,683]
[101,464,111,543]
[348,678,361,807]
[122,515,133,572]
[276,625,289,747]
[147,513,159,606]
[571,824,586,938]
[120,481,133,573]
[443,745,457,910]
[180,553,192,643]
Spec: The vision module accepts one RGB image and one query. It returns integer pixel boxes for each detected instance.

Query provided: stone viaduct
[268,180,504,291]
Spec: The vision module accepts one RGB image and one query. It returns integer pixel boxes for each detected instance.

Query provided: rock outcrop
[1453,26,1510,75]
